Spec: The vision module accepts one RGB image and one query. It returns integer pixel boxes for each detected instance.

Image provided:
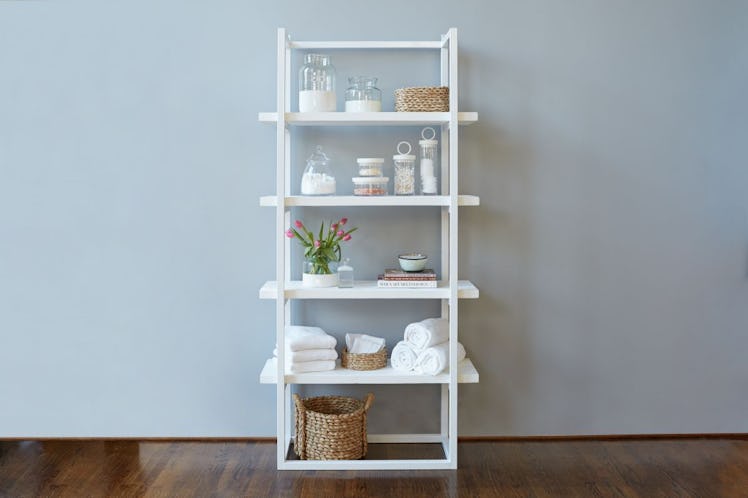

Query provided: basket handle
[363,392,374,412]
[292,394,306,460]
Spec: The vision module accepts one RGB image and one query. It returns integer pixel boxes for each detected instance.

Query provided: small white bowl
[398,253,428,272]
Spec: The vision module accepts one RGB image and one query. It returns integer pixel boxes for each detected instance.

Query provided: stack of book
[377,269,437,288]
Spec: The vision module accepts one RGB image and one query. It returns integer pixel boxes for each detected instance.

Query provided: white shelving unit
[259,28,479,470]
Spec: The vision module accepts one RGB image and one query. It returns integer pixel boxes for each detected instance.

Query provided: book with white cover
[377,279,438,288]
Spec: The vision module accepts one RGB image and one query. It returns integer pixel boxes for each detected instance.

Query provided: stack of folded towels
[273,325,338,373]
[391,318,466,375]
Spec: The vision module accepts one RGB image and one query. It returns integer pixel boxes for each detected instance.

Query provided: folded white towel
[273,347,338,363]
[414,342,466,375]
[345,333,385,354]
[391,341,419,372]
[285,326,337,352]
[404,318,449,350]
[288,360,336,373]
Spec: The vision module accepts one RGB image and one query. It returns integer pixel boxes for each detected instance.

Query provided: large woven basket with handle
[293,393,374,460]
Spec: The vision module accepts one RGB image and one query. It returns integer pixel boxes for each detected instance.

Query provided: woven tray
[395,86,449,112]
[293,393,374,460]
[342,347,387,371]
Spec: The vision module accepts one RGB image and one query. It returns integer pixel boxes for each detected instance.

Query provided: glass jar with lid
[344,76,382,112]
[301,146,336,195]
[299,54,336,112]
[356,158,384,177]
[418,127,439,194]
[352,176,389,196]
[393,141,415,195]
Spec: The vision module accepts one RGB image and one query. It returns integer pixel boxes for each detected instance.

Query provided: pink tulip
[331,223,338,231]
[343,234,352,241]
[337,230,345,237]
[314,240,321,248]
[285,229,294,238]
[294,220,304,229]
[340,217,348,226]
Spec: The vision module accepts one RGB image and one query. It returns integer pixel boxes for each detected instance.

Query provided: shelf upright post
[439,30,451,450]
[275,27,290,469]
[447,27,459,470]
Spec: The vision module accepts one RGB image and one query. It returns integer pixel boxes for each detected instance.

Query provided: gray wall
[1,0,746,437]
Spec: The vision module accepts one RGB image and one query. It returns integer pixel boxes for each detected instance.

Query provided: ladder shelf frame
[265,27,473,471]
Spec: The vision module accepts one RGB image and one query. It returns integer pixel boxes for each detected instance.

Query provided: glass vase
[302,259,339,287]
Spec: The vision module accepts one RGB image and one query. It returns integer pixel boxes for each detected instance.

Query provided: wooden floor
[1,439,747,497]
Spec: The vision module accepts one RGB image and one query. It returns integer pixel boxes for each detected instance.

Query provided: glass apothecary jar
[345,77,382,112]
[299,54,336,112]
[301,146,336,195]
[393,141,415,195]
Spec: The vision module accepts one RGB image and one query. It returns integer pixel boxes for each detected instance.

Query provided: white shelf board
[258,112,478,126]
[259,280,479,300]
[260,358,479,384]
[259,195,480,207]
[289,41,444,50]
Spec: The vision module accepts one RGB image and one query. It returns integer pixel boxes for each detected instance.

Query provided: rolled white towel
[288,360,336,373]
[391,341,419,372]
[404,318,449,350]
[274,347,338,363]
[346,333,385,354]
[285,326,336,352]
[414,342,466,375]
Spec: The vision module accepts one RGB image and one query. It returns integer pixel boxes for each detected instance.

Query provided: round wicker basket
[341,347,387,371]
[395,86,449,112]
[293,393,374,460]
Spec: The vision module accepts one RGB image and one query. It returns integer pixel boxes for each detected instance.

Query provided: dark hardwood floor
[1,439,747,497]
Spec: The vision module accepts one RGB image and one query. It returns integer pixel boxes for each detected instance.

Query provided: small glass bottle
[301,145,336,195]
[338,258,354,288]
[393,141,415,195]
[298,54,336,112]
[419,127,439,194]
[344,76,382,112]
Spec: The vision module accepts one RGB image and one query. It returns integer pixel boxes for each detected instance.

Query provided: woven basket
[341,347,387,371]
[293,393,374,460]
[395,86,449,112]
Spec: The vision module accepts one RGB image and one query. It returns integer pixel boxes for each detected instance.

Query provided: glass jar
[301,145,336,195]
[338,258,354,288]
[299,54,336,112]
[418,127,439,194]
[344,76,382,112]
[393,141,415,195]
[352,176,389,196]
[356,157,384,177]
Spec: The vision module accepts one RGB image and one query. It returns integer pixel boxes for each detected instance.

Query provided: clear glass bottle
[298,54,336,112]
[344,76,382,112]
[338,258,354,288]
[419,127,439,194]
[301,145,336,195]
[393,141,415,195]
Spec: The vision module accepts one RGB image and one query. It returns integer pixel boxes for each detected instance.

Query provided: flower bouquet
[286,217,357,287]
